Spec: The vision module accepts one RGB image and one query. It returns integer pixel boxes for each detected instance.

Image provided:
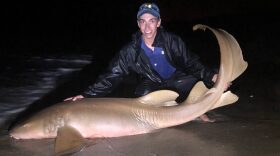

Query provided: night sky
[2,0,279,58]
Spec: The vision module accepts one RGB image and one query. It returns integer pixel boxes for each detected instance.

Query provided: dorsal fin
[211,91,238,110]
[138,90,179,106]
[185,81,209,103]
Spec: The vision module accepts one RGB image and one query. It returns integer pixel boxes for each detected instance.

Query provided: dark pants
[134,72,198,103]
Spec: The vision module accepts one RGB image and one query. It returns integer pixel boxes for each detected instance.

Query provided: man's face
[137,13,161,41]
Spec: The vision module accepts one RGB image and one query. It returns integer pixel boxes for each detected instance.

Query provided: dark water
[0,54,93,129]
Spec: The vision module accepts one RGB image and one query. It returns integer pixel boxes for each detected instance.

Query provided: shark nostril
[10,134,19,139]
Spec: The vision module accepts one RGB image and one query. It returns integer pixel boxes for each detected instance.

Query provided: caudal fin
[193,24,248,82]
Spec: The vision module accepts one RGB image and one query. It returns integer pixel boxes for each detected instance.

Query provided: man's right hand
[64,95,84,101]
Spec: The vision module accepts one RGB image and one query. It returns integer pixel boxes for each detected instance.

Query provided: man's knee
[172,75,197,92]
[171,75,198,102]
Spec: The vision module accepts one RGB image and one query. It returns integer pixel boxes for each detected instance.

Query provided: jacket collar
[152,27,165,47]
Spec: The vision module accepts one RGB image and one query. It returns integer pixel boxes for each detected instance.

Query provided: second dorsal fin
[185,81,209,103]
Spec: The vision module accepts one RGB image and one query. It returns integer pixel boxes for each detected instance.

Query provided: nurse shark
[9,24,248,155]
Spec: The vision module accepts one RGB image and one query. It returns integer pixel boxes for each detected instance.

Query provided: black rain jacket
[82,28,215,97]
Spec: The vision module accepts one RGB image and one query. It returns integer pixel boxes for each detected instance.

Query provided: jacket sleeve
[82,49,130,97]
[172,36,216,88]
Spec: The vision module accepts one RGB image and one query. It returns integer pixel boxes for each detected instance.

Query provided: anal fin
[211,91,239,110]
[55,126,86,156]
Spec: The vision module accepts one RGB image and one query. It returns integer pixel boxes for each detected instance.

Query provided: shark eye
[23,123,31,128]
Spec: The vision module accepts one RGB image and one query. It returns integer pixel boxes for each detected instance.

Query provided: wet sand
[1,114,280,156]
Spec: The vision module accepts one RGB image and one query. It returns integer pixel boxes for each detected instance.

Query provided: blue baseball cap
[137,3,160,19]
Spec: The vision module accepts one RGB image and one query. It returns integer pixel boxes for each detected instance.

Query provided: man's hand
[199,114,216,122]
[212,74,218,82]
[212,74,232,91]
[64,95,84,101]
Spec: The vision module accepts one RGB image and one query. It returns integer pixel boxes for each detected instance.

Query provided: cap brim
[137,10,160,19]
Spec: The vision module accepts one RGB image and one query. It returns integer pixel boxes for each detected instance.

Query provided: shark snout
[9,127,21,139]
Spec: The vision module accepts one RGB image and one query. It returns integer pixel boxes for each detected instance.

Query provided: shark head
[9,116,55,139]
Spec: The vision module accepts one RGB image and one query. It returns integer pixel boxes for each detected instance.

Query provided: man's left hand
[212,74,232,91]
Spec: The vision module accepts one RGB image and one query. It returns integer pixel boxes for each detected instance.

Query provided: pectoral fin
[55,126,86,156]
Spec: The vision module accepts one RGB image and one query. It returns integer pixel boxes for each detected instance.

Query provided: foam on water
[0,54,92,129]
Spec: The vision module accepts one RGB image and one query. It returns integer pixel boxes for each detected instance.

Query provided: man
[65,3,220,122]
